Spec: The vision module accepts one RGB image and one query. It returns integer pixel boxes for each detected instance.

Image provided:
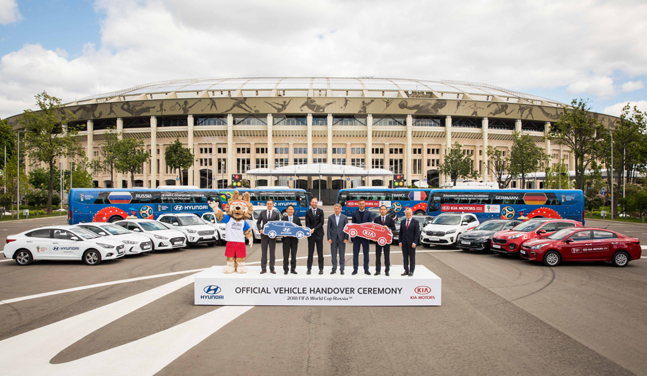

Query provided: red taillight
[6,239,16,244]
[68,210,72,220]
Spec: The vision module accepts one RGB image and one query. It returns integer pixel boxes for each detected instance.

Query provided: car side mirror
[462,222,469,226]
[70,236,79,241]
[564,238,573,244]
[210,219,215,223]
[537,229,546,234]
[133,228,141,232]
[101,233,108,236]
[172,223,178,226]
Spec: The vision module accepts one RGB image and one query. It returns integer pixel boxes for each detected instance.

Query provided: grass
[586,206,646,224]
[0,211,67,222]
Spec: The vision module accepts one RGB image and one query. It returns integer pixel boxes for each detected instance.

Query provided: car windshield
[511,221,544,232]
[71,227,100,239]
[431,216,461,225]
[548,228,577,240]
[474,221,504,231]
[178,216,203,226]
[139,221,168,231]
[101,224,131,235]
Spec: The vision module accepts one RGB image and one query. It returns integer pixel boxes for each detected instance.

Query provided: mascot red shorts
[225,242,246,258]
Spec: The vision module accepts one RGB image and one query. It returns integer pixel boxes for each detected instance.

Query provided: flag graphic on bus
[409,191,427,201]
[108,192,132,204]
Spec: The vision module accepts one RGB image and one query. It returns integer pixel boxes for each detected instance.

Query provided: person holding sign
[327,203,349,275]
[374,205,396,276]
[281,205,302,275]
[257,198,280,274]
[306,197,325,275]
[351,199,373,275]
[399,208,421,276]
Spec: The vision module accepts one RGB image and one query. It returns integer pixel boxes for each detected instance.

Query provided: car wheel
[268,230,276,239]
[296,231,304,239]
[14,249,33,266]
[378,237,387,246]
[108,216,124,223]
[543,250,561,267]
[83,249,102,265]
[414,210,426,216]
[349,229,357,237]
[611,251,629,267]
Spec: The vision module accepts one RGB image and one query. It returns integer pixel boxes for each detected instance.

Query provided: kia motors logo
[174,205,183,211]
[414,286,431,295]
[203,285,222,294]
[363,230,376,238]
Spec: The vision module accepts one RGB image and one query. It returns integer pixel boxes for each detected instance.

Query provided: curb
[585,218,647,226]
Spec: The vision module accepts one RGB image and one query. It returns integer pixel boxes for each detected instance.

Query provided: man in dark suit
[399,208,421,276]
[327,203,349,275]
[281,205,301,275]
[374,205,396,276]
[305,197,325,275]
[352,199,373,275]
[257,198,281,274]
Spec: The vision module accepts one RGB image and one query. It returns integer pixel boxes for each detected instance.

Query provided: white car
[157,213,218,246]
[3,225,126,266]
[253,206,283,242]
[201,212,226,245]
[77,222,153,255]
[115,219,187,251]
[420,213,480,247]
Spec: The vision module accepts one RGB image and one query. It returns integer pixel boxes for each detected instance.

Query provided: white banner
[194,266,441,306]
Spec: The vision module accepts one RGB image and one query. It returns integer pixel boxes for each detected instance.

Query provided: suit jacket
[399,218,421,247]
[373,215,396,245]
[327,214,349,243]
[281,215,302,243]
[257,208,280,233]
[281,214,302,227]
[352,209,373,225]
[305,208,325,238]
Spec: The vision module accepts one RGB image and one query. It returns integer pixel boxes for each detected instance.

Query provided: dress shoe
[385,272,390,276]
[365,271,371,275]
[260,270,266,274]
[374,272,381,276]
[330,270,336,275]
[319,269,324,275]
[408,272,414,277]
[284,270,288,275]
[340,270,345,275]
[401,272,409,276]
[352,270,358,275]
[307,270,311,275]
[270,269,276,274]
[291,270,298,274]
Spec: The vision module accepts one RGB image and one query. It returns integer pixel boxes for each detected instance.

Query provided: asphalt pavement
[0,213,646,375]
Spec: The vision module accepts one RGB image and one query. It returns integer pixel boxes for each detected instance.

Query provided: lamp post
[610,131,614,219]
[16,131,22,219]
[221,160,225,189]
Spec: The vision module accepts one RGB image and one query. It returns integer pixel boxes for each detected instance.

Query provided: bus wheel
[414,210,426,216]
[108,215,123,223]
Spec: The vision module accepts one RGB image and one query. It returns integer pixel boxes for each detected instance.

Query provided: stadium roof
[246,164,393,177]
[77,77,564,107]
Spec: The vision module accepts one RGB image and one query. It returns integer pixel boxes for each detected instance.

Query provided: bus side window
[430,196,440,211]
[338,193,347,206]
[299,194,308,207]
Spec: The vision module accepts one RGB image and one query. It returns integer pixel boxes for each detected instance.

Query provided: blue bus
[336,188,433,218]
[337,188,585,224]
[68,187,308,224]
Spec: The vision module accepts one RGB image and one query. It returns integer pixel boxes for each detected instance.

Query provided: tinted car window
[474,221,504,231]
[541,223,557,232]
[557,222,576,230]
[53,229,75,240]
[593,231,617,239]
[27,229,51,238]
[83,226,108,236]
[503,221,519,230]
[569,231,592,241]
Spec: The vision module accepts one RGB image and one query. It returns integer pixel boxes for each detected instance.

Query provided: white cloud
[0,0,21,25]
[621,80,643,92]
[602,101,647,116]
[4,0,647,117]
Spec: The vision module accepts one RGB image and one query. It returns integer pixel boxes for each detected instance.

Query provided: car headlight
[96,242,115,249]
[122,240,138,244]
[445,229,456,234]
[154,234,168,240]
[186,229,197,233]
[509,234,523,239]
[529,243,548,250]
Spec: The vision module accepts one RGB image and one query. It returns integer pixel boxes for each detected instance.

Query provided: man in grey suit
[327,203,349,275]
[257,198,281,274]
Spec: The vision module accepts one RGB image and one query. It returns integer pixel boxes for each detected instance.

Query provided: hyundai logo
[174,205,183,211]
[203,285,222,294]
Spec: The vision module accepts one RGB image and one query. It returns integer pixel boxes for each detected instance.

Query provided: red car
[344,223,393,246]
[520,228,641,267]
[491,219,582,256]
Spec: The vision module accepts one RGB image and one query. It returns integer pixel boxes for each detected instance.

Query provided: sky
[1,0,646,119]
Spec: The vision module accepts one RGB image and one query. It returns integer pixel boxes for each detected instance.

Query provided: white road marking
[0,274,252,376]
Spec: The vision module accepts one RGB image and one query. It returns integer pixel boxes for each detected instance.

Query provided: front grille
[492,238,506,244]
[426,230,445,236]
[171,237,184,244]
[141,242,152,250]
[198,230,215,236]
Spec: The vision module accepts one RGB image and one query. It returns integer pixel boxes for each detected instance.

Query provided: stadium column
[327,113,333,188]
[250,143,256,188]
[515,119,522,133]
[266,113,273,186]
[384,142,390,186]
[406,115,413,186]
[482,117,488,182]
[227,114,234,187]
[86,120,93,165]
[544,122,551,160]
[116,118,123,188]
[307,114,313,164]
[188,115,196,187]
[367,114,373,185]
[443,116,452,186]
[150,116,157,188]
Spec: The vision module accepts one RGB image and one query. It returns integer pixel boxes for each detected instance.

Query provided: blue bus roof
[70,187,306,192]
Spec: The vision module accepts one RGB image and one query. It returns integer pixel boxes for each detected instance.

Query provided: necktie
[382,216,385,225]
[289,216,292,223]
[267,210,270,219]
[406,220,410,230]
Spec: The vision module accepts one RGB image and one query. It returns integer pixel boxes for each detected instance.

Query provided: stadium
[5,77,618,191]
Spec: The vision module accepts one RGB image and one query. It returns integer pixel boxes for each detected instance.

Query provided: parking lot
[0,214,646,375]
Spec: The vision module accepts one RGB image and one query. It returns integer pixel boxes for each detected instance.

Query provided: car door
[52,229,83,259]
[563,230,593,260]
[202,213,216,225]
[591,230,617,260]
[25,229,53,260]
[537,222,557,238]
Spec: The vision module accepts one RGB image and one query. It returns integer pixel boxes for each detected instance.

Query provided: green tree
[94,129,121,187]
[549,99,607,190]
[438,142,479,186]
[20,92,83,214]
[1,155,30,212]
[65,166,94,190]
[486,145,515,188]
[25,189,47,213]
[0,119,16,169]
[627,189,647,219]
[509,132,548,188]
[115,138,151,187]
[0,194,13,217]
[165,138,194,185]
[544,161,570,189]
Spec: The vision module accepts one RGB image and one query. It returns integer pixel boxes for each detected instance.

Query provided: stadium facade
[5,77,618,189]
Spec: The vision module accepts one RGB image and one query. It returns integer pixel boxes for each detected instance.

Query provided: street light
[16,131,23,219]
[221,160,225,189]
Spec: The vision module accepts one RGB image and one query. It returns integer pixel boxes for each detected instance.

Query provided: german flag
[523,193,547,205]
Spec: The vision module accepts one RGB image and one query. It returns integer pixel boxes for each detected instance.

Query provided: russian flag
[409,191,427,201]
[108,192,132,204]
